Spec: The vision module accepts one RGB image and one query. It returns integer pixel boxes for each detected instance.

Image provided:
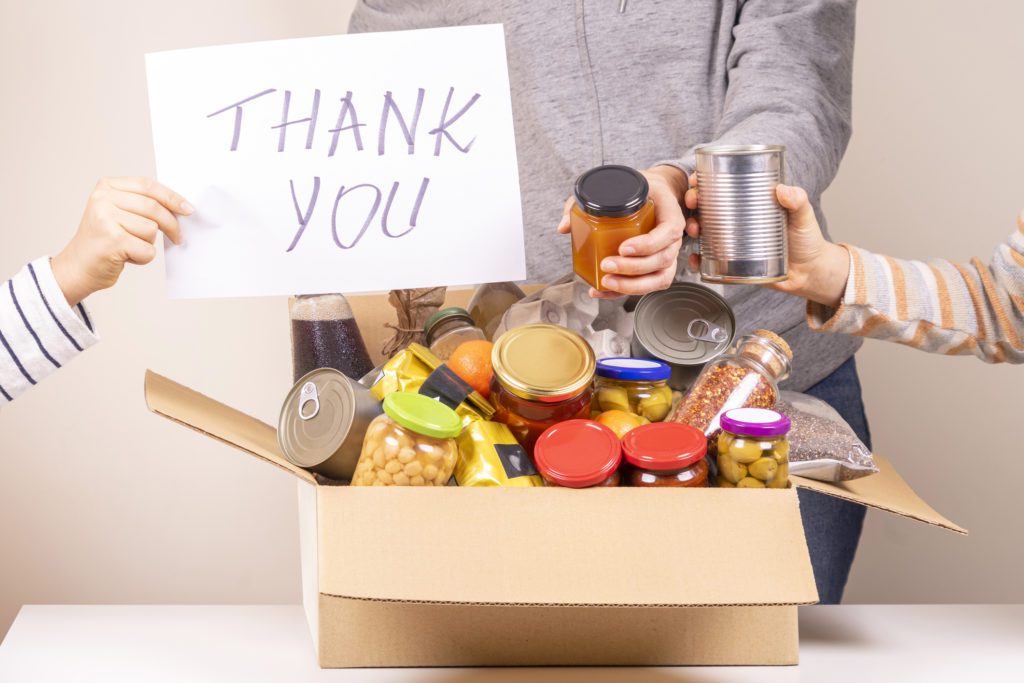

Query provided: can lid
[492,324,596,402]
[574,165,649,218]
[278,368,355,469]
[721,408,791,438]
[423,307,474,339]
[533,419,622,488]
[633,283,735,366]
[596,357,671,382]
[621,422,707,471]
[695,144,786,156]
[383,391,462,439]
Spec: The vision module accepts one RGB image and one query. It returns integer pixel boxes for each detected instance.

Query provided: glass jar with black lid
[570,165,656,291]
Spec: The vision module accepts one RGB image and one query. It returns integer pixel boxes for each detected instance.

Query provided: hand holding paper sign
[51,176,193,306]
[146,26,525,299]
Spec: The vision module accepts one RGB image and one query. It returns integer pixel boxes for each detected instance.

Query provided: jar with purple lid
[716,408,790,489]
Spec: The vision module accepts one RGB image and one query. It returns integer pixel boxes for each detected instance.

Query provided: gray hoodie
[349,0,861,391]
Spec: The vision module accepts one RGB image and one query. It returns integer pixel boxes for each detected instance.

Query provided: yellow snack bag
[455,421,545,487]
[371,343,494,428]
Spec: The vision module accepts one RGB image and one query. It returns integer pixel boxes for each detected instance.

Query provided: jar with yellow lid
[490,324,596,454]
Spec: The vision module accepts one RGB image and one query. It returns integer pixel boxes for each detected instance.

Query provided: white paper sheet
[146,25,525,299]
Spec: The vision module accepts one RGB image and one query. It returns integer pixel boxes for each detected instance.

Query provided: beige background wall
[0,0,1019,639]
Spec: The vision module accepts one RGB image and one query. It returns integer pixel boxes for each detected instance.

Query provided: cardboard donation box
[143,292,966,669]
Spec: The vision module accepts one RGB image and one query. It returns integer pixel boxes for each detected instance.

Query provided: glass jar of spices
[670,329,792,437]
[716,408,791,489]
[490,324,596,454]
[534,419,622,488]
[570,165,656,292]
[423,307,487,360]
[621,422,709,487]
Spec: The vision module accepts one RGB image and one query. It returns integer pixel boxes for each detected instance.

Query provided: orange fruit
[447,340,495,399]
[595,410,647,439]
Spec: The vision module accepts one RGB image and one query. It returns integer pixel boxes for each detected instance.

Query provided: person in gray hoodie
[349,0,866,604]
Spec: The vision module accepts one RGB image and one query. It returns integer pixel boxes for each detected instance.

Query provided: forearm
[0,258,99,402]
[667,0,855,196]
[808,236,1024,364]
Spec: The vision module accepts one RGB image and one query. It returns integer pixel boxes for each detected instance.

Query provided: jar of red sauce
[490,324,596,454]
[533,419,622,488]
[621,422,709,487]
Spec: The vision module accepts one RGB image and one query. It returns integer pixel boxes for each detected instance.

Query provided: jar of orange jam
[570,165,656,291]
[490,324,596,454]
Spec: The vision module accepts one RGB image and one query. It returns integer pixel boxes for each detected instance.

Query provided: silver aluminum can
[695,144,788,284]
[631,283,736,391]
[278,368,383,482]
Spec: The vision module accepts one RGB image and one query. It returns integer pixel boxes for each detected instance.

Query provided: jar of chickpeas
[716,408,790,489]
[351,392,462,486]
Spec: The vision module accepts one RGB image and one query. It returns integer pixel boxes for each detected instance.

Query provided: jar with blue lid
[593,358,674,422]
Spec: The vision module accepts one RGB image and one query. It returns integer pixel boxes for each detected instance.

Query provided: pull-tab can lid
[632,283,736,366]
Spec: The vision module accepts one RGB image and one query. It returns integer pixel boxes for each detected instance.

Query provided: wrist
[50,252,91,307]
[804,243,851,309]
[645,164,688,200]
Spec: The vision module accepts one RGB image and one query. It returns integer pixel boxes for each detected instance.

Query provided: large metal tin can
[695,144,788,284]
[631,283,736,391]
[278,368,383,482]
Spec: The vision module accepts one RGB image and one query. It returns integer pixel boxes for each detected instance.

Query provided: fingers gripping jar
[670,329,793,437]
[570,165,656,291]
[716,408,791,489]
[352,392,462,486]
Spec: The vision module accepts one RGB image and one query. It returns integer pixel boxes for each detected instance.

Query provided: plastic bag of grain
[777,391,878,481]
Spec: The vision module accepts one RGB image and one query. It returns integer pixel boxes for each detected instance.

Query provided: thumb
[776,184,816,232]
[556,196,574,234]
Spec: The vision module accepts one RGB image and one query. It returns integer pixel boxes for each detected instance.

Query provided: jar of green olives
[593,358,674,422]
[716,408,790,489]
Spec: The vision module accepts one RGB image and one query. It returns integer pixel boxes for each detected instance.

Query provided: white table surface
[0,604,1021,682]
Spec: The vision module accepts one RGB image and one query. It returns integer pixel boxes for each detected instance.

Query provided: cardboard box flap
[316,486,820,607]
[792,455,966,535]
[144,370,317,486]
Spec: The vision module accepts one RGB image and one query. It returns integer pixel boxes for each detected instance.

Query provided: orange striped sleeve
[952,261,989,341]
[883,256,909,321]
[929,263,954,330]
[972,257,1023,349]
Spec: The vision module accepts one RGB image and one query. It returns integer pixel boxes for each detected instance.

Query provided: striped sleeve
[807,232,1024,364]
[0,257,99,402]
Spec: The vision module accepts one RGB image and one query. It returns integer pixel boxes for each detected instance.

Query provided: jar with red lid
[490,324,596,454]
[621,422,709,487]
[533,419,622,488]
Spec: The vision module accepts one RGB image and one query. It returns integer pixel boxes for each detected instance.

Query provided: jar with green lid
[593,357,674,422]
[490,324,596,454]
[423,307,487,360]
[716,408,791,489]
[351,392,462,486]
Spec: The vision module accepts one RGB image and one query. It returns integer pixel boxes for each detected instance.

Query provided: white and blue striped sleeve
[0,257,99,402]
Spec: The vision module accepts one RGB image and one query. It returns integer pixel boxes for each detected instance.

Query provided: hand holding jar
[557,165,688,299]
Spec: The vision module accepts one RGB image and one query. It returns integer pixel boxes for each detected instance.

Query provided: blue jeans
[798,356,872,604]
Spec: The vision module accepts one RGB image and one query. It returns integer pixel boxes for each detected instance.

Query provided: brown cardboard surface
[792,455,966,535]
[348,289,476,366]
[317,597,799,667]
[314,486,819,607]
[143,370,317,486]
